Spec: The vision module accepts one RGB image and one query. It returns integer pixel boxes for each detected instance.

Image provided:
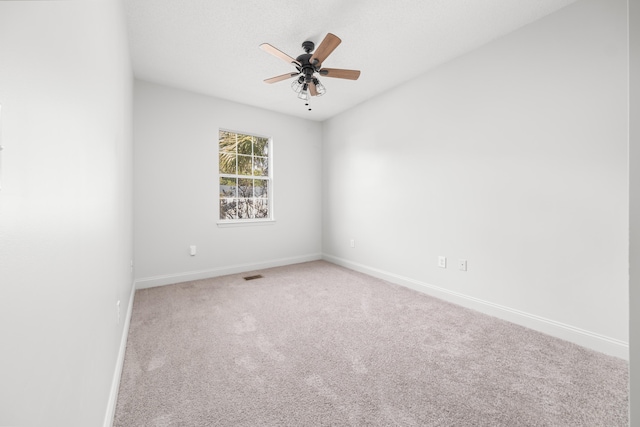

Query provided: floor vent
[243,274,263,281]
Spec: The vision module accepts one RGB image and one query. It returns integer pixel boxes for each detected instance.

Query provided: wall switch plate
[438,256,447,268]
[459,259,467,271]
[190,245,196,256]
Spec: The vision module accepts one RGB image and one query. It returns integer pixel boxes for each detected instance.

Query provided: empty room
[1,0,638,426]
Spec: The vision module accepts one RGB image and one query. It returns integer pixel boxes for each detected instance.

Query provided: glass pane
[219,177,237,198]
[254,137,269,156]
[255,179,268,198]
[237,134,253,155]
[236,199,254,219]
[238,178,253,198]
[220,198,238,220]
[219,131,234,146]
[238,155,252,176]
[254,198,269,218]
[219,130,237,173]
[219,152,236,174]
[253,156,268,176]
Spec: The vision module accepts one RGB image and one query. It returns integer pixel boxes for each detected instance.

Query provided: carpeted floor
[114,261,628,426]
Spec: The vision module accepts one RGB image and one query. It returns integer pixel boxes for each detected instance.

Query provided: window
[218,130,271,221]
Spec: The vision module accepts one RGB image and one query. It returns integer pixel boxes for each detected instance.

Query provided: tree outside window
[219,130,271,220]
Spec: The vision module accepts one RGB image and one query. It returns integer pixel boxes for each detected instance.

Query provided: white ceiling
[124,0,577,122]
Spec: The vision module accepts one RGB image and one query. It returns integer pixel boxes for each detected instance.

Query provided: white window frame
[217,129,274,226]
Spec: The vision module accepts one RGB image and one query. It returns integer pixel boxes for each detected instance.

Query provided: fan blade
[310,33,341,66]
[259,43,301,67]
[309,82,318,96]
[264,73,299,84]
[319,68,361,80]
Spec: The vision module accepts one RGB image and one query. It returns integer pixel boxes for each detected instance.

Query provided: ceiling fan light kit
[297,84,310,101]
[260,33,361,111]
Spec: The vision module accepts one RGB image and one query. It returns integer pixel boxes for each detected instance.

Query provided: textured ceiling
[124,0,577,122]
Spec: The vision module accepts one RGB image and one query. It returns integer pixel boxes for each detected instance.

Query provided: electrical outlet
[459,259,467,271]
[190,245,197,256]
[116,300,121,325]
[438,256,447,268]
[350,239,355,248]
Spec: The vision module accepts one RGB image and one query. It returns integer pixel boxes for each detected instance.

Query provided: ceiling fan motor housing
[296,52,319,82]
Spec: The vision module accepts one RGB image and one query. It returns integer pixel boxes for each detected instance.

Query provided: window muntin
[219,130,271,221]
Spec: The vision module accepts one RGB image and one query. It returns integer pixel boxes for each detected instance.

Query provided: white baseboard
[134,253,323,289]
[103,283,136,427]
[323,254,629,360]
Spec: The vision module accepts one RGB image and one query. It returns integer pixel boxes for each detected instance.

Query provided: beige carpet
[114,261,628,426]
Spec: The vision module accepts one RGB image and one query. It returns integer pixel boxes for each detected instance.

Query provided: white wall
[630,0,639,420]
[133,81,322,287]
[323,0,628,358]
[0,1,133,426]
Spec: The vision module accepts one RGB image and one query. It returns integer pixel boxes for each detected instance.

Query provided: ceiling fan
[260,33,361,105]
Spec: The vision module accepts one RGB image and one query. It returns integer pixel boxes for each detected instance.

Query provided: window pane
[219,131,237,174]
[219,152,236,174]
[254,198,269,218]
[255,179,268,198]
[220,198,238,220]
[253,156,268,176]
[238,155,252,176]
[236,199,254,219]
[219,131,235,147]
[238,178,253,198]
[237,134,253,155]
[220,177,236,198]
[254,137,269,156]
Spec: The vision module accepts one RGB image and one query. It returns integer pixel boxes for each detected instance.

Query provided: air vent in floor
[243,274,263,281]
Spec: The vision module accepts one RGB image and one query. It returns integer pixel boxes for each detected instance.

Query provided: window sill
[217,219,276,228]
